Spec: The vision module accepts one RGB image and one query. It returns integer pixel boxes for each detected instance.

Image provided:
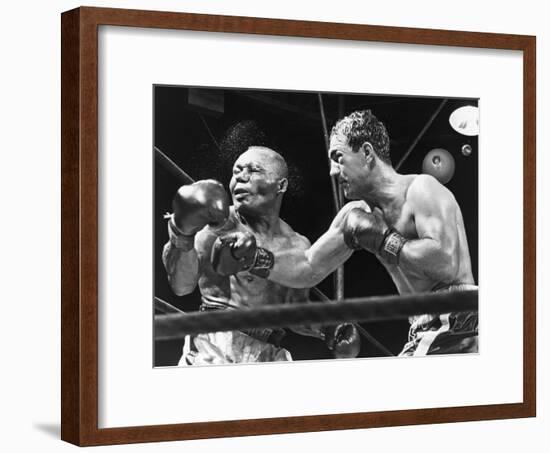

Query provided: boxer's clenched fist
[342,208,407,264]
[172,180,230,236]
[325,323,361,358]
[211,231,274,278]
[342,208,387,253]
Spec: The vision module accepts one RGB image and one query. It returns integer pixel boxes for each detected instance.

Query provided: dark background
[153,85,478,366]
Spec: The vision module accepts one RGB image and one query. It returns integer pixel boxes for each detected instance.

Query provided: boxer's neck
[361,165,405,211]
[237,209,280,237]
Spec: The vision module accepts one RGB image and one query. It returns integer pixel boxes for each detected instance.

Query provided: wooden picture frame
[61,6,536,446]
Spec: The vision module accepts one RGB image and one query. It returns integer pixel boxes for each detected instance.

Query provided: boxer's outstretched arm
[398,175,460,282]
[269,201,368,288]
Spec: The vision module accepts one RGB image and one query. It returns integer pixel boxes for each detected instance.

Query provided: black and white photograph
[153,86,479,367]
[2,0,545,450]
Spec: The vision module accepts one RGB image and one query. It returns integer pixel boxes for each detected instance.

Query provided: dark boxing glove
[325,323,361,359]
[210,231,274,278]
[342,208,407,265]
[172,180,230,235]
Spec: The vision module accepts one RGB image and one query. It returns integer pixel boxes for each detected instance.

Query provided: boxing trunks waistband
[200,296,287,347]
[430,281,477,293]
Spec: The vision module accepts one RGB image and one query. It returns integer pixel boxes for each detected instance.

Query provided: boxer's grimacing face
[328,133,369,200]
[229,149,282,214]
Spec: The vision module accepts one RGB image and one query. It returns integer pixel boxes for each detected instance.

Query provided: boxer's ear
[360,142,375,163]
[277,178,288,194]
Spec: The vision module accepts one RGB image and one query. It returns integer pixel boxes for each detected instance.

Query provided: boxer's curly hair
[331,110,392,166]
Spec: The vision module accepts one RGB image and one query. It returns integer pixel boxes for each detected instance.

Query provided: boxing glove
[172,180,230,236]
[325,323,361,359]
[211,231,274,278]
[342,208,407,264]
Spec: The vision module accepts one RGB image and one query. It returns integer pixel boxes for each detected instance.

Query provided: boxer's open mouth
[233,188,250,198]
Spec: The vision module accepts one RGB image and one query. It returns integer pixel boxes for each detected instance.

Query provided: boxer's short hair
[331,110,392,165]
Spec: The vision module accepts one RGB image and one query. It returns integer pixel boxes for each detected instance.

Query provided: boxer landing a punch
[162,146,360,365]
[220,111,478,357]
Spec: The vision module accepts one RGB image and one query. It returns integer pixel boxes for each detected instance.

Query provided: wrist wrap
[379,228,407,265]
[244,247,274,278]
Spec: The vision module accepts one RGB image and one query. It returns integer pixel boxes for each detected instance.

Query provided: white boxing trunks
[178,296,292,366]
[179,331,292,366]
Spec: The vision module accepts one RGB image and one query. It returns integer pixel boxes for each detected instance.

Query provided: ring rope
[154,146,195,185]
[154,296,185,315]
[155,294,395,355]
[155,290,478,341]
[311,287,394,356]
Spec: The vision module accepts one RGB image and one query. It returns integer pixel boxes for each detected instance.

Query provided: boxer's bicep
[412,178,456,249]
[163,225,217,289]
[414,198,447,245]
[162,241,200,296]
[400,176,458,280]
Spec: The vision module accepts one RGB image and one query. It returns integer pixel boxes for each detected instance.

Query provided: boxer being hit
[216,111,478,357]
[162,146,360,365]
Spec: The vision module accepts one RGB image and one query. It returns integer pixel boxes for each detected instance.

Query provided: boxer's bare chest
[372,180,435,293]
[229,219,297,307]
[375,202,417,240]
[379,175,419,238]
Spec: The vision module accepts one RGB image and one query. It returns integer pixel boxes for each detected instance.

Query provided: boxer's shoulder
[289,231,311,249]
[407,174,444,198]
[406,174,455,212]
[277,218,311,249]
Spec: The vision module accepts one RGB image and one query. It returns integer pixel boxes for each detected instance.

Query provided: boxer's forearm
[398,238,456,282]
[269,249,323,288]
[270,230,352,288]
[162,241,200,296]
